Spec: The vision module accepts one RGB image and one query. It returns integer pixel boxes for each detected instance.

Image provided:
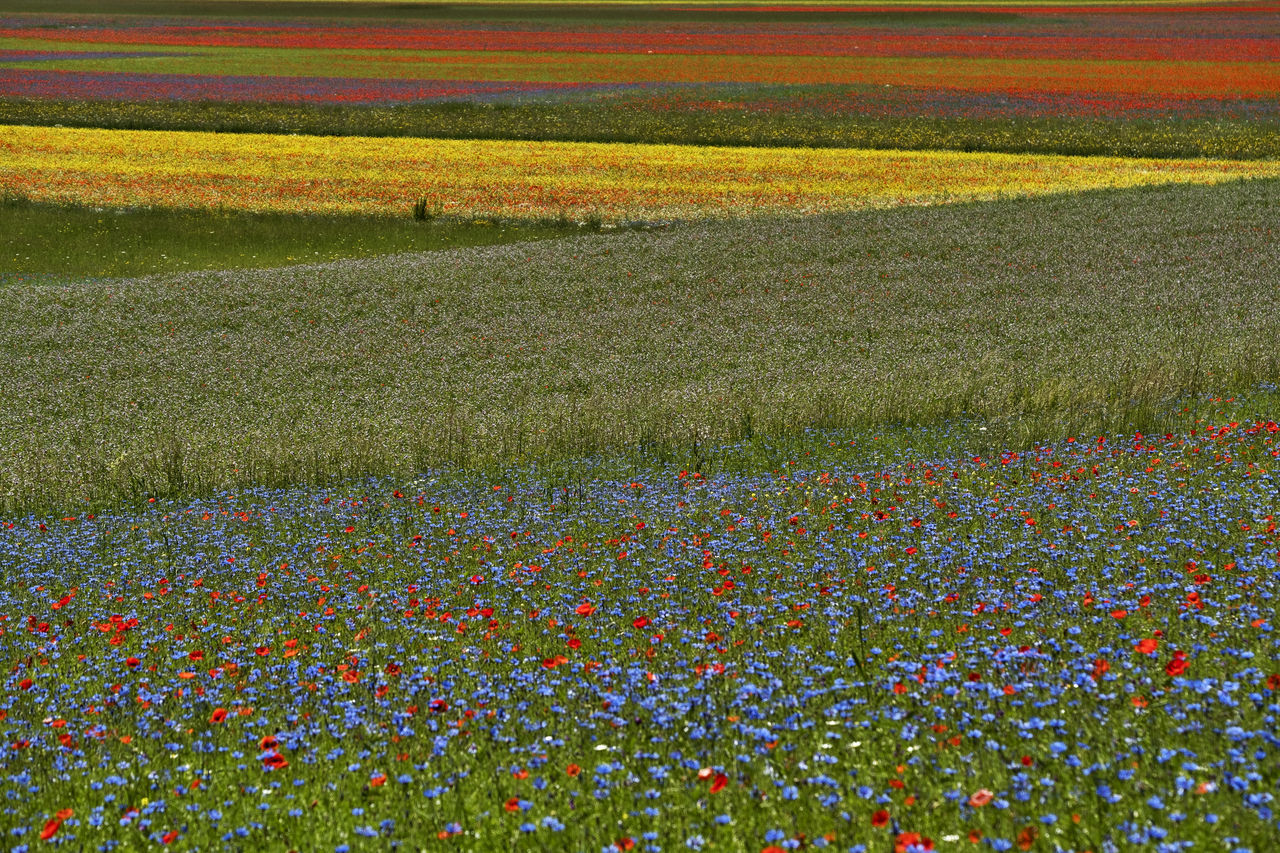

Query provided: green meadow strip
[0,196,604,281]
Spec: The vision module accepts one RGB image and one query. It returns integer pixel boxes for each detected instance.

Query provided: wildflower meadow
[5,398,1279,851]
[2,1,1278,851]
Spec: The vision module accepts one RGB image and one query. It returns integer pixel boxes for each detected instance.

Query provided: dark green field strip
[1,178,1277,512]
[0,196,604,281]
[5,98,1278,160]
[0,1,1026,25]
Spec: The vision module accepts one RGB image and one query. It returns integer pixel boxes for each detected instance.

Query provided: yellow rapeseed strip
[3,125,1278,222]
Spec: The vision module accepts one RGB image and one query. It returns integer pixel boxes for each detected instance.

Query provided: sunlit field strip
[3,124,1280,221]
[1,41,1276,99]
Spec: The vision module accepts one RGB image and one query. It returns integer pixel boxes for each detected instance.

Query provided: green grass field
[0,195,605,282]
[3,178,1277,513]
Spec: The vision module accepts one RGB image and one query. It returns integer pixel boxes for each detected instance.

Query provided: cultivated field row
[5,124,1280,222]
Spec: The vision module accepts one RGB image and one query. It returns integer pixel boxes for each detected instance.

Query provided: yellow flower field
[3,124,1278,222]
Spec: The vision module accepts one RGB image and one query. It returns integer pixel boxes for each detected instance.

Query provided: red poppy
[895,831,933,853]
[370,774,387,787]
[18,678,32,691]
[632,616,650,629]
[162,830,179,844]
[209,708,228,724]
[188,650,204,661]
[575,603,596,616]
[262,751,288,770]
[504,797,521,812]
[968,789,994,808]
[1090,658,1110,681]
[615,839,636,852]
[258,735,279,751]
[710,772,728,793]
[871,809,891,827]
[1166,657,1189,677]
[566,763,581,777]
[1266,674,1280,691]
[1135,638,1159,655]
[567,637,582,650]
[40,817,65,841]
[256,646,271,656]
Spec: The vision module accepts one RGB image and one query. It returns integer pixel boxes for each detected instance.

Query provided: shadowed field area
[0,196,594,281]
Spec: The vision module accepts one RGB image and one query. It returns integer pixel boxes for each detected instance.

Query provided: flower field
[4,1,1280,851]
[5,123,1280,221]
[2,34,1275,98]
[4,395,1278,850]
[1,1,1278,158]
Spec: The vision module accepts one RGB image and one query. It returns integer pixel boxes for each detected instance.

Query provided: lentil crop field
[1,1,1278,852]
